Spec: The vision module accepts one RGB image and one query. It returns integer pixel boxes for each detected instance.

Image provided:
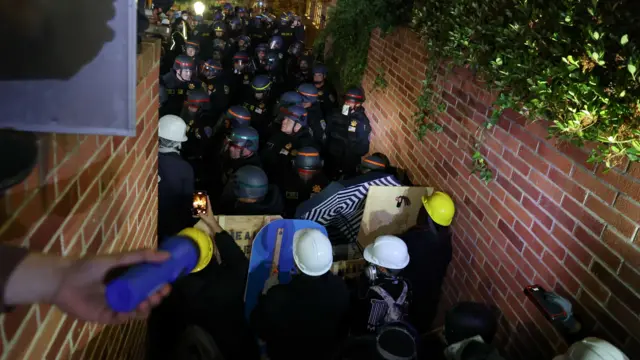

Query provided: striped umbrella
[295,172,402,246]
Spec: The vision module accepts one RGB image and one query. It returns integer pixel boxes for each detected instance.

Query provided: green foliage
[373,67,389,91]
[412,0,640,168]
[314,0,412,90]
[472,150,494,184]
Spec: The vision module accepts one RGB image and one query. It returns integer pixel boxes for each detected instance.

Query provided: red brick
[496,173,522,201]
[518,145,550,175]
[565,255,609,304]
[537,145,573,174]
[489,195,515,226]
[591,261,640,311]
[498,219,524,252]
[552,225,592,266]
[579,290,628,341]
[560,195,605,236]
[482,261,509,295]
[574,225,622,271]
[547,168,587,202]
[584,195,636,239]
[614,195,640,224]
[475,196,500,225]
[490,128,519,155]
[528,170,563,204]
[541,252,580,295]
[531,222,567,260]
[463,195,485,222]
[509,123,539,151]
[601,227,640,269]
[619,264,640,291]
[572,167,617,205]
[539,195,575,231]
[515,220,543,255]
[606,296,640,338]
[511,170,541,201]
[519,195,551,229]
[503,148,531,177]
[596,167,640,202]
[6,310,39,359]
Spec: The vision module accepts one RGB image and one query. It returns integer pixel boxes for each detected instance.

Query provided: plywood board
[215,215,282,257]
[356,186,433,249]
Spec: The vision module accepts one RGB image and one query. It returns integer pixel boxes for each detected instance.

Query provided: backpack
[370,280,409,324]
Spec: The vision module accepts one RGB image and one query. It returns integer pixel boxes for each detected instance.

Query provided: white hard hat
[159,115,188,142]
[363,235,410,270]
[554,337,628,360]
[293,229,333,276]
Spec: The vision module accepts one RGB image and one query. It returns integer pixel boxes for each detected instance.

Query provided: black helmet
[229,17,242,31]
[294,147,322,170]
[252,75,272,94]
[297,83,319,104]
[201,60,223,78]
[445,302,498,345]
[225,106,252,128]
[312,63,328,76]
[233,165,269,199]
[173,54,195,72]
[187,90,211,111]
[345,87,366,103]
[279,91,304,107]
[228,126,259,153]
[288,41,304,57]
[212,21,226,33]
[361,154,389,171]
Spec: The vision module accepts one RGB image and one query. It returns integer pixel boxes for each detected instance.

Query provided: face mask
[182,15,189,20]
[342,105,350,116]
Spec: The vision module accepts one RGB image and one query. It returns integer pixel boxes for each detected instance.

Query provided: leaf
[628,63,637,76]
[621,34,629,45]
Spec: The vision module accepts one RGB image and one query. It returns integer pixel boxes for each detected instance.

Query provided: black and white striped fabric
[299,175,402,245]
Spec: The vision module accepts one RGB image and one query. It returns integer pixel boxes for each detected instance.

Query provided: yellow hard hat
[421,191,455,226]
[178,227,214,273]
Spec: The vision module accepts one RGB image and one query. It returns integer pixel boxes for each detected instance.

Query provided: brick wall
[362,28,640,359]
[0,38,161,360]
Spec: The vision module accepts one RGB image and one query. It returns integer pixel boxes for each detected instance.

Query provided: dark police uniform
[251,273,350,360]
[159,72,201,117]
[274,25,296,51]
[260,129,317,187]
[181,111,216,191]
[242,97,275,141]
[281,172,329,218]
[326,108,371,179]
[229,70,254,105]
[201,76,231,120]
[316,82,338,119]
[220,184,285,216]
[306,103,327,149]
[194,24,214,60]
[220,154,263,187]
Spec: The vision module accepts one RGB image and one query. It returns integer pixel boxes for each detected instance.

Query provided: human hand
[194,195,222,235]
[52,250,171,324]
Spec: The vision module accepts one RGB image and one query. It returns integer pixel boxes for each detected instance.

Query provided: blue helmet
[228,127,259,153]
[233,51,250,65]
[201,59,223,78]
[226,106,252,128]
[269,36,284,50]
[229,17,242,30]
[345,87,366,103]
[212,21,226,33]
[187,90,211,111]
[213,11,224,21]
[285,105,308,127]
[297,83,319,104]
[361,154,390,171]
[237,35,251,51]
[312,63,328,76]
[295,146,323,170]
[252,75,272,93]
[279,91,304,107]
[223,2,233,11]
[255,43,269,58]
[233,165,269,199]
[237,7,246,14]
[279,13,290,26]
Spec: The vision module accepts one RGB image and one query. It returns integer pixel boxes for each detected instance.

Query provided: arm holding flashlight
[1,244,171,324]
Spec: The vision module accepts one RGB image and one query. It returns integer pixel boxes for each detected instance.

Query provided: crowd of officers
[153,5,457,360]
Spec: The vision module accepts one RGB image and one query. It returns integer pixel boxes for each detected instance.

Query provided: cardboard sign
[356,186,434,249]
[215,215,282,257]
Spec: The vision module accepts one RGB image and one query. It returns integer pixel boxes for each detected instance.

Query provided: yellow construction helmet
[422,191,455,226]
[178,227,214,273]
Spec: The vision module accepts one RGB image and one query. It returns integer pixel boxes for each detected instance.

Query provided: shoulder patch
[188,83,195,90]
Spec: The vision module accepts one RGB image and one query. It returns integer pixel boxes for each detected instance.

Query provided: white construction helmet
[553,337,628,360]
[363,235,410,270]
[292,229,333,276]
[159,115,188,142]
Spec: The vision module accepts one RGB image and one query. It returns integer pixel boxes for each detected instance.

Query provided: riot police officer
[281,147,329,217]
[220,126,262,188]
[229,51,255,104]
[265,50,285,97]
[160,55,200,117]
[220,165,284,215]
[236,35,252,53]
[200,59,231,120]
[228,17,244,41]
[292,15,305,43]
[254,43,270,75]
[325,87,372,179]
[268,36,285,60]
[194,21,213,60]
[249,17,269,46]
[261,105,317,188]
[243,75,275,140]
[285,40,304,84]
[290,55,313,88]
[359,153,390,175]
[273,13,295,50]
[181,90,217,191]
[312,64,338,118]
[183,40,203,69]
[222,2,234,18]
[298,83,326,148]
[237,7,250,28]
[271,91,304,127]
[212,21,233,67]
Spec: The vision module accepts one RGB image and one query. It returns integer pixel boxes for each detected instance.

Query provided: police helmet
[288,41,304,57]
[269,36,284,50]
[229,18,242,30]
[233,51,250,65]
[279,13,290,26]
[233,165,269,199]
[201,60,223,78]
[184,40,200,53]
[255,43,269,57]
[226,106,252,128]
[266,51,281,70]
[173,55,195,72]
[285,105,308,127]
[223,2,233,11]
[252,75,272,93]
[213,11,224,21]
[294,147,322,170]
[279,91,304,107]
[237,35,251,51]
[345,87,366,103]
[237,7,246,14]
[361,154,390,172]
[297,83,319,104]
[187,90,211,111]
[312,63,328,76]
[212,21,226,33]
[228,126,259,153]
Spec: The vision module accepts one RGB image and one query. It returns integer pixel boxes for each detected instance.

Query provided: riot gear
[288,41,304,57]
[269,36,284,50]
[237,35,251,52]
